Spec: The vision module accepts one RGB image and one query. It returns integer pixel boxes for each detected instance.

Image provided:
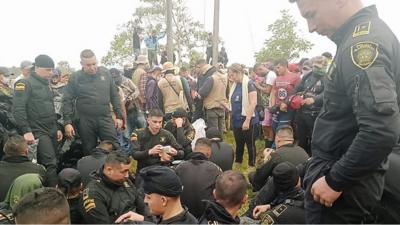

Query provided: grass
[224,129,265,216]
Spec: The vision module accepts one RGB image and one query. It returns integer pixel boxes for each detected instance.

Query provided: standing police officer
[290,0,400,223]
[13,54,63,186]
[63,49,123,155]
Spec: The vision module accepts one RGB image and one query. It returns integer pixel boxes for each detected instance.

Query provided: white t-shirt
[265,71,277,86]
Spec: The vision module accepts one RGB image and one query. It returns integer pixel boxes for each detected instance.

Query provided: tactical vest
[158,74,185,113]
[203,71,228,110]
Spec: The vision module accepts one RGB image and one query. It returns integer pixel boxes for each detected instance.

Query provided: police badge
[351,41,379,70]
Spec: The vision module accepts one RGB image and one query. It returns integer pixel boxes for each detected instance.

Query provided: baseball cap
[140,166,183,197]
[58,168,82,192]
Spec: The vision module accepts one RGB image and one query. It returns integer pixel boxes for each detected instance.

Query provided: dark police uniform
[13,71,59,186]
[131,128,183,171]
[304,5,400,223]
[163,120,195,159]
[258,201,305,225]
[294,70,324,155]
[80,168,147,224]
[62,66,122,155]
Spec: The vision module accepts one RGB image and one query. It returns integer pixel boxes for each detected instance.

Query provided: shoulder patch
[185,130,195,141]
[259,212,275,225]
[130,132,138,141]
[15,83,25,91]
[353,21,371,37]
[351,41,379,70]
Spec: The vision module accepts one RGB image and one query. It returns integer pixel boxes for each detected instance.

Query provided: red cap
[290,95,303,110]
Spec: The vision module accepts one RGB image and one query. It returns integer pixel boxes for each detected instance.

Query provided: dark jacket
[199,200,240,224]
[76,147,109,186]
[209,140,234,171]
[250,144,309,191]
[156,207,198,224]
[311,5,400,192]
[131,127,183,171]
[164,120,195,159]
[0,155,46,201]
[62,66,122,125]
[13,72,58,135]
[80,168,147,224]
[295,70,325,112]
[175,152,222,218]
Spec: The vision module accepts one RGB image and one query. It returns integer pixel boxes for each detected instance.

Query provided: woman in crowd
[228,63,259,170]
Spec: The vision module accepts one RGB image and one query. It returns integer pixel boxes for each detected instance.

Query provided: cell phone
[161,146,172,154]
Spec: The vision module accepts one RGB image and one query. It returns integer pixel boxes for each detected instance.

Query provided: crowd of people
[0,0,400,224]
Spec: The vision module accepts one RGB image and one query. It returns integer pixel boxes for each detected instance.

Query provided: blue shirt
[231,81,259,129]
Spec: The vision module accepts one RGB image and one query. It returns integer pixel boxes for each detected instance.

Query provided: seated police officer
[80,151,148,224]
[131,109,184,172]
[175,138,222,218]
[199,170,249,224]
[252,162,306,224]
[163,107,195,159]
[116,166,198,224]
[249,125,309,191]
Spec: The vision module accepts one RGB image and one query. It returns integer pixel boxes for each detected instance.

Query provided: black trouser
[34,131,58,187]
[295,111,318,155]
[78,114,118,156]
[233,125,256,167]
[304,157,384,224]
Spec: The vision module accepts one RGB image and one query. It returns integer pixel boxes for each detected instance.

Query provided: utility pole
[166,0,174,63]
[212,0,220,66]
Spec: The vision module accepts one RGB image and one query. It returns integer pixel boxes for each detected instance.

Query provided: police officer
[291,0,400,223]
[13,54,63,186]
[294,56,326,155]
[131,109,184,172]
[164,107,195,159]
[62,49,123,155]
[80,151,148,224]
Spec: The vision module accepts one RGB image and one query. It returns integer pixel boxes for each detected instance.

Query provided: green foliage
[255,10,313,62]
[102,0,208,67]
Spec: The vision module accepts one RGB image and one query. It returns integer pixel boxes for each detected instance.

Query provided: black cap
[34,54,55,68]
[140,166,183,197]
[272,162,299,191]
[58,168,82,190]
[206,127,222,139]
[172,107,188,118]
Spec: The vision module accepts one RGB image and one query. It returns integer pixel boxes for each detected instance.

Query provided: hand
[242,119,250,130]
[279,102,287,112]
[311,176,342,207]
[302,97,315,106]
[148,145,163,155]
[64,124,75,139]
[57,130,63,142]
[167,147,178,156]
[114,211,144,223]
[263,148,274,161]
[23,132,35,145]
[253,204,271,219]
[159,151,173,161]
[175,118,184,128]
[115,119,123,129]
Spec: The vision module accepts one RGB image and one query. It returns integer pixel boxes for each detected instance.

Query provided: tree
[255,10,313,62]
[102,0,208,67]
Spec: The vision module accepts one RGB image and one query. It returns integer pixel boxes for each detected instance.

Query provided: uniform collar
[330,5,378,45]
[31,71,50,85]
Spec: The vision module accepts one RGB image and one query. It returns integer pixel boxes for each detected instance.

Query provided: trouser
[133,48,140,60]
[206,108,226,133]
[124,109,146,154]
[271,110,294,148]
[295,111,317,155]
[192,98,204,121]
[148,49,158,67]
[35,132,58,187]
[233,125,256,167]
[78,114,118,156]
[304,157,384,224]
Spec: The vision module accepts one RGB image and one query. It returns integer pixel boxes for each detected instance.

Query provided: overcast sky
[0,0,398,69]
